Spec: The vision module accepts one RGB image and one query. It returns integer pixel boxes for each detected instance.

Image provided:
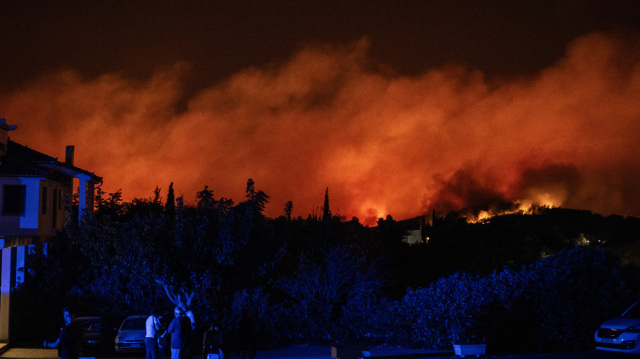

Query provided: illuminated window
[3,185,26,215]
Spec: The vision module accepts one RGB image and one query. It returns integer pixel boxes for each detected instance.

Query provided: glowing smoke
[2,32,640,225]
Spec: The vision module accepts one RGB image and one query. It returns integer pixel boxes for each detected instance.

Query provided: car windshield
[80,320,103,332]
[622,302,640,319]
[121,318,146,330]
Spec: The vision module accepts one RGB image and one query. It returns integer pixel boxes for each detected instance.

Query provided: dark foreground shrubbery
[13,243,640,353]
[11,190,640,353]
[238,246,640,353]
[386,246,640,352]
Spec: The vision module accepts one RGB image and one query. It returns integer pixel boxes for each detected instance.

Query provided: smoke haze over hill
[2,32,640,225]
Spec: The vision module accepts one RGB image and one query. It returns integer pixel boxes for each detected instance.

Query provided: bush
[514,246,640,351]
[338,293,395,346]
[275,244,384,344]
[389,246,640,352]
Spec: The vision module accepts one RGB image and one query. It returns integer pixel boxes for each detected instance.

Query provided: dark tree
[323,188,331,222]
[95,189,125,220]
[216,197,234,214]
[165,182,175,216]
[245,179,269,213]
[284,201,293,220]
[94,187,105,212]
[153,185,162,205]
[196,185,215,209]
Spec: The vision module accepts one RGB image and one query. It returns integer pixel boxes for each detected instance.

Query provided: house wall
[0,177,41,237]
[37,179,66,239]
[402,229,424,245]
[0,129,8,157]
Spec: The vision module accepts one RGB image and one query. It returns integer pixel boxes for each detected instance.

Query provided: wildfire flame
[465,201,559,224]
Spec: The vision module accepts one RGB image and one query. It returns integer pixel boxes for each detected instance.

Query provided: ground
[0,345,624,359]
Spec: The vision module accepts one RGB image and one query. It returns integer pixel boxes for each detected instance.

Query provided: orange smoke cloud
[2,32,640,225]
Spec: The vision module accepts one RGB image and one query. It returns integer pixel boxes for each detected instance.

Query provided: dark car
[76,316,113,356]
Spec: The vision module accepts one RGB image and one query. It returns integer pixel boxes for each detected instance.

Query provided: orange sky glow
[2,32,640,225]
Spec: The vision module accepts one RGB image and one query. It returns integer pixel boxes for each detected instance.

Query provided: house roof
[0,139,102,182]
[0,155,50,177]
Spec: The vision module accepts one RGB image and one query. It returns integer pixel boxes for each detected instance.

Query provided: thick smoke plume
[2,32,640,225]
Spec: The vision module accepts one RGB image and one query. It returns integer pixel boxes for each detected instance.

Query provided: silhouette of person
[166,307,192,359]
[146,308,162,359]
[177,301,196,358]
[178,301,196,331]
[157,312,168,356]
[43,306,83,359]
[237,310,256,359]
[202,324,224,359]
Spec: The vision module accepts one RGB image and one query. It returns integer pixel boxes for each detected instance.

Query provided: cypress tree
[323,187,331,221]
[165,182,175,216]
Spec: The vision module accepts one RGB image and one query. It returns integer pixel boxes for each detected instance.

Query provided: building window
[42,186,48,215]
[3,185,26,215]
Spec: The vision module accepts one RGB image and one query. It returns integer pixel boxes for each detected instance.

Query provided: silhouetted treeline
[12,182,640,354]
[419,207,640,285]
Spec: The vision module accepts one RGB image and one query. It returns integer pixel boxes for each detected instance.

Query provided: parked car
[76,316,113,356]
[595,300,640,354]
[114,315,148,354]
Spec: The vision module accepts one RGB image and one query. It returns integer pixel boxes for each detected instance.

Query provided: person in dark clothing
[157,313,169,355]
[237,311,256,359]
[44,306,83,359]
[166,307,192,359]
[202,324,224,359]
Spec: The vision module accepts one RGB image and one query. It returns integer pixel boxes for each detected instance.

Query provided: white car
[114,315,148,353]
[595,300,640,354]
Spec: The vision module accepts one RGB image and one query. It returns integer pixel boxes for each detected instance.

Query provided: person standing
[179,301,196,331]
[43,306,83,359]
[145,308,162,359]
[167,307,192,359]
[179,301,196,359]
[237,310,256,359]
[202,324,224,359]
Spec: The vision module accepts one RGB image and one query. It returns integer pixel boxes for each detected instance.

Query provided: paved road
[0,347,625,359]
[460,351,618,359]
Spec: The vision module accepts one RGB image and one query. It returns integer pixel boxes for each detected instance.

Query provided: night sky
[2,1,640,224]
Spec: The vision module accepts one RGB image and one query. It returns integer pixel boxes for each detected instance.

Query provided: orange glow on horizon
[2,32,640,222]
[358,202,389,227]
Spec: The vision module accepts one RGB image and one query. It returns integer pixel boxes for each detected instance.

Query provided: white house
[0,119,101,343]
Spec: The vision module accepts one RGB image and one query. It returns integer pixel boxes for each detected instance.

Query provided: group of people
[44,305,255,359]
[146,304,197,359]
[147,307,256,359]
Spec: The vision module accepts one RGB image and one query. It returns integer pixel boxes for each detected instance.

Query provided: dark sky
[4,1,639,93]
[2,1,640,223]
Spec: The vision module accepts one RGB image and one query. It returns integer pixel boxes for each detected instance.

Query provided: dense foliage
[390,246,640,351]
[12,181,640,354]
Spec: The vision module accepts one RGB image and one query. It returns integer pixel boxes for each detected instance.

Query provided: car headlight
[626,325,640,333]
[115,336,123,343]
